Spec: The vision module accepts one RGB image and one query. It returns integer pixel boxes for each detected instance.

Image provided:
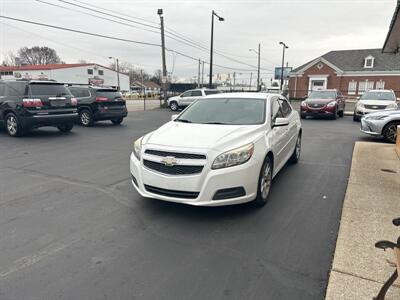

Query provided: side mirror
[171,114,179,121]
[273,117,289,127]
[397,98,400,101]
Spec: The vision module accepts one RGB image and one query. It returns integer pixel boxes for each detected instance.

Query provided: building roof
[0,63,128,74]
[383,0,400,53]
[291,48,400,74]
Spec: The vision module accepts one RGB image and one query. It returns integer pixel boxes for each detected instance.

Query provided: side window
[5,83,26,97]
[271,97,284,121]
[191,90,202,97]
[279,99,292,117]
[181,91,191,98]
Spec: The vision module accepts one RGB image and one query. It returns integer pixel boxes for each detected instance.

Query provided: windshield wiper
[175,119,192,123]
[203,122,228,125]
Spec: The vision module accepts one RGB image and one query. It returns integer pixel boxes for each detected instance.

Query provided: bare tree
[108,61,151,85]
[17,46,61,65]
[150,69,162,85]
[1,51,17,66]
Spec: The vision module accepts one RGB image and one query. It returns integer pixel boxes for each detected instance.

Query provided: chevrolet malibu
[130,93,302,207]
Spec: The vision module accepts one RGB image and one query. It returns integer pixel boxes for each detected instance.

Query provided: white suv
[353,89,398,121]
[167,88,221,111]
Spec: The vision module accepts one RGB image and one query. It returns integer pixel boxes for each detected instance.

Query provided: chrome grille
[364,104,386,110]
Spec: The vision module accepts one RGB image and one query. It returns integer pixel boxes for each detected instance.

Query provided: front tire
[289,133,301,163]
[382,121,400,143]
[79,109,93,127]
[253,156,273,207]
[57,123,74,132]
[5,113,24,137]
[353,113,360,122]
[169,101,179,111]
[111,118,123,125]
[338,110,344,118]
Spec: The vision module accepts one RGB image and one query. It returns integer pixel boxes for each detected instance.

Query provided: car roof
[365,89,394,93]
[204,92,278,100]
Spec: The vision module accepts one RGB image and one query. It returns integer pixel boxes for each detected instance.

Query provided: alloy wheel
[385,124,398,143]
[170,102,178,111]
[295,135,301,159]
[260,162,272,200]
[81,112,90,126]
[7,115,18,136]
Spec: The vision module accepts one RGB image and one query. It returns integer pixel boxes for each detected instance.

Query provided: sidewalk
[326,142,400,299]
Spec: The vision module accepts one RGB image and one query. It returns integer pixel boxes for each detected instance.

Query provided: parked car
[68,86,128,126]
[167,88,221,111]
[130,93,302,207]
[0,79,78,137]
[353,89,398,121]
[360,110,400,143]
[300,89,345,119]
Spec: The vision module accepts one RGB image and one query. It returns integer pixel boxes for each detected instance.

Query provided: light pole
[158,9,168,106]
[249,43,261,91]
[108,56,120,91]
[279,42,288,92]
[209,10,224,89]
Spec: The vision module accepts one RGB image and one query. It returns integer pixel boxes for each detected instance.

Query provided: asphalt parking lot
[0,110,365,300]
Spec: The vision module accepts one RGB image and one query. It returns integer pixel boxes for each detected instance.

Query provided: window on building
[348,81,357,95]
[98,70,104,75]
[87,69,93,75]
[376,81,385,90]
[364,56,375,68]
[367,81,374,91]
[358,81,366,95]
[0,71,13,76]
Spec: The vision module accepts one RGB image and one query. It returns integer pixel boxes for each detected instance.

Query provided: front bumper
[360,118,385,136]
[301,105,336,116]
[129,152,260,206]
[355,107,396,117]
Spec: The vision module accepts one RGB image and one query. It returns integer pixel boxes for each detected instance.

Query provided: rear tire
[253,156,273,207]
[300,113,306,119]
[79,109,93,127]
[5,113,24,137]
[57,123,74,132]
[382,121,400,143]
[332,108,338,120]
[111,118,123,125]
[169,101,179,111]
[289,133,301,164]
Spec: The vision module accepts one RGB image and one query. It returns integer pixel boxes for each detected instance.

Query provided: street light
[108,56,120,91]
[209,10,224,89]
[249,43,261,91]
[279,42,288,92]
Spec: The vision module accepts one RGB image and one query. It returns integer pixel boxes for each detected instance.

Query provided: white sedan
[130,93,302,207]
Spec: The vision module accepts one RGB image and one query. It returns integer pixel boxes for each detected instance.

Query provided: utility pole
[279,41,289,92]
[233,72,236,91]
[141,69,146,111]
[209,10,224,88]
[201,61,205,88]
[257,43,260,91]
[158,9,167,106]
[198,59,201,88]
[249,72,253,91]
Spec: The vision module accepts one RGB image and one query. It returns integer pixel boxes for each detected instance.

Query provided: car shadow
[0,126,77,138]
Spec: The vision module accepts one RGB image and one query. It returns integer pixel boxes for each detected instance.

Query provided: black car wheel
[332,108,338,120]
[382,121,400,143]
[5,113,24,137]
[111,118,123,125]
[79,109,93,126]
[57,123,74,132]
[253,156,273,207]
[169,101,179,111]
[289,133,301,164]
[338,110,344,118]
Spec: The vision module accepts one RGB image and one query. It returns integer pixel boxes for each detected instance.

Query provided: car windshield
[176,98,266,125]
[29,83,71,96]
[307,91,336,99]
[204,90,221,95]
[361,91,395,101]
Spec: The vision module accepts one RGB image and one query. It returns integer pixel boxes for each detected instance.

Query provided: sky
[0,0,397,83]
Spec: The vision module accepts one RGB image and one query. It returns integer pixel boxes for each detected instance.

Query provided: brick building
[288,49,400,99]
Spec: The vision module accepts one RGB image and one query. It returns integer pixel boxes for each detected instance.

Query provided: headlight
[387,103,398,109]
[366,115,389,120]
[327,101,336,107]
[212,143,254,170]
[133,136,143,160]
[301,101,307,107]
[357,102,364,108]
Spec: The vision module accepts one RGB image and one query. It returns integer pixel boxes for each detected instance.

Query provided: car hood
[143,121,264,151]
[358,100,396,106]
[305,98,335,104]
[365,109,400,118]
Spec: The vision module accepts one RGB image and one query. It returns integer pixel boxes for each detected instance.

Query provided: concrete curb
[325,142,400,299]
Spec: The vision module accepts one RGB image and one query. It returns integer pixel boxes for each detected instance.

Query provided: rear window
[95,89,122,99]
[29,83,71,96]
[69,87,91,98]
[204,90,221,95]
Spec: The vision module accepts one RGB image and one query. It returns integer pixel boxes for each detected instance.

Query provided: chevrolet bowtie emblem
[161,156,177,166]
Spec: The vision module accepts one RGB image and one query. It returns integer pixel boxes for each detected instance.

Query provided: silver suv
[167,88,221,111]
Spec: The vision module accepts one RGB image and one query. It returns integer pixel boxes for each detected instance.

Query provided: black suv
[0,80,78,137]
[68,86,128,126]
